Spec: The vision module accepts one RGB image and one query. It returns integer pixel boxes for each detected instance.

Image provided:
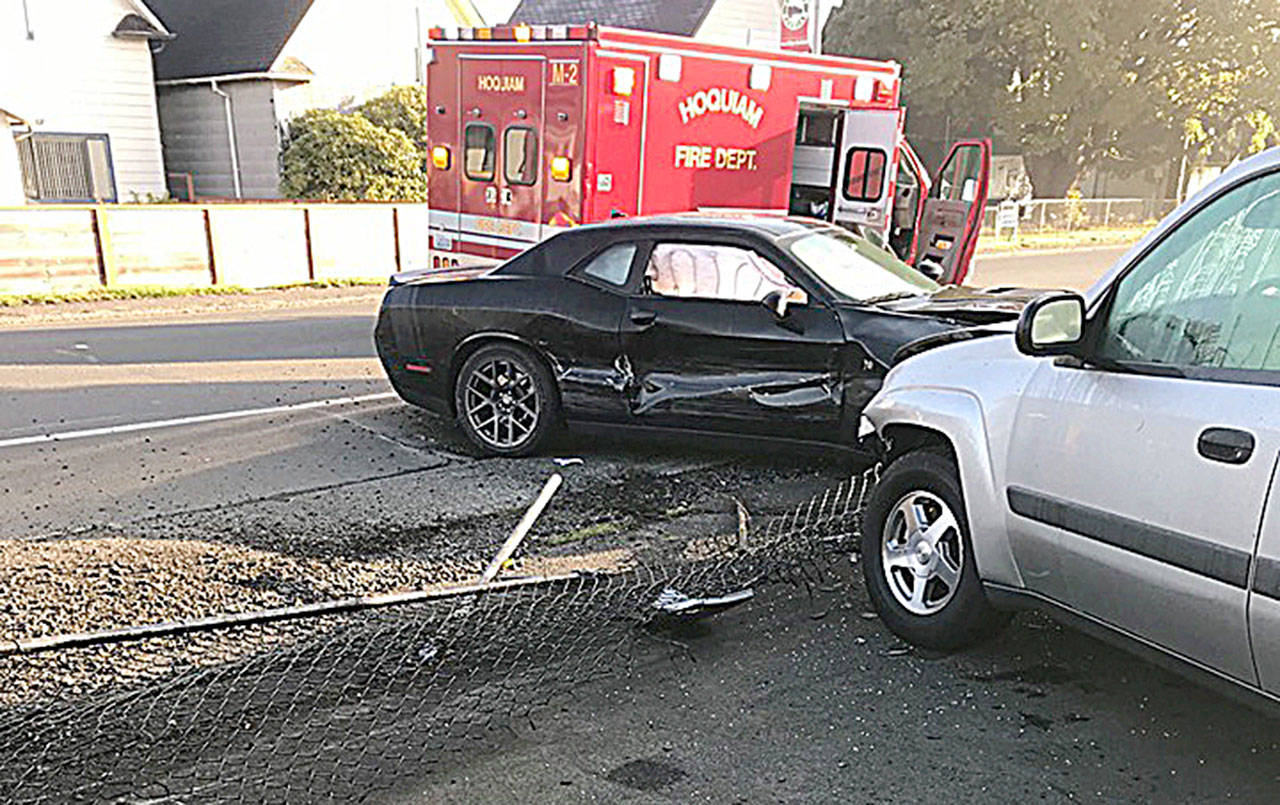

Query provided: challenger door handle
[629,310,657,327]
[1198,427,1255,465]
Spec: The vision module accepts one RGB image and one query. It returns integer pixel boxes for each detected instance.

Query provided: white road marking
[0,392,399,449]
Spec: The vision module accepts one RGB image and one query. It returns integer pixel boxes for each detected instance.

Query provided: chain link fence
[0,471,874,803]
[982,198,1179,235]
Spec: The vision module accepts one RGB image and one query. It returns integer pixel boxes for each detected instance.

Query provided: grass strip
[0,278,386,307]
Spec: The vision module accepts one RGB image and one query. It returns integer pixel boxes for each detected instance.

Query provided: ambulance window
[504,126,539,185]
[843,148,887,203]
[464,124,495,181]
[797,111,839,146]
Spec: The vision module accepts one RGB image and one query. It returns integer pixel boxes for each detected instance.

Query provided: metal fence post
[203,206,218,285]
[90,206,116,287]
[303,207,315,281]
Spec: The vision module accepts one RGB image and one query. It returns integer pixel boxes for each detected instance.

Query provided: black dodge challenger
[375,215,1039,456]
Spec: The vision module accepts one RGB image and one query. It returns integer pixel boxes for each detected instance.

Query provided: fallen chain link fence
[0,470,874,803]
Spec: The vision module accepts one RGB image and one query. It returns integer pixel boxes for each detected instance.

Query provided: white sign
[994,199,1019,240]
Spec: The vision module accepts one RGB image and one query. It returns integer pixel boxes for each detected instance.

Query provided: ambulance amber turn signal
[550,156,572,181]
[431,146,451,170]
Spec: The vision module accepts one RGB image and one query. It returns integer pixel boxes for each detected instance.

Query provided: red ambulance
[423,23,990,284]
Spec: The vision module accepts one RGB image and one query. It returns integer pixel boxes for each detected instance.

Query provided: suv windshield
[781,227,939,302]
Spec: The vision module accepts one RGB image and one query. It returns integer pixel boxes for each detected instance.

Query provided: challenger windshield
[782,227,939,303]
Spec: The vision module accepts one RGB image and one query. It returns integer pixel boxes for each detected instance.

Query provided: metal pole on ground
[482,473,563,582]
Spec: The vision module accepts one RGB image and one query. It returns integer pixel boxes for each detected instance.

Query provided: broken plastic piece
[553,457,584,467]
[650,587,754,617]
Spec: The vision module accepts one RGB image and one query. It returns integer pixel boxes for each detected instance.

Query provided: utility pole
[811,0,822,54]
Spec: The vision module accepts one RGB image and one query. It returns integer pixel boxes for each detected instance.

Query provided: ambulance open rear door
[831,108,901,242]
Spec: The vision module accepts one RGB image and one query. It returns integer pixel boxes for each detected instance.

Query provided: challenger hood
[837,285,1054,367]
[871,285,1058,323]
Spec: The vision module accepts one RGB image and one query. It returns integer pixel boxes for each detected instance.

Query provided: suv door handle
[1198,427,1255,465]
[629,310,656,327]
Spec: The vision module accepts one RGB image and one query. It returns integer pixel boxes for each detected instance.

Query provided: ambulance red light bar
[428,23,595,41]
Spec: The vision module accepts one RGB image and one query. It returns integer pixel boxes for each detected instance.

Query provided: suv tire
[862,449,1008,651]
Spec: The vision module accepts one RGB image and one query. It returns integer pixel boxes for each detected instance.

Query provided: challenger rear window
[464,124,495,181]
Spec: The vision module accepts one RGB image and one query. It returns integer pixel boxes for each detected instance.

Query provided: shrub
[357,86,430,150]
[279,109,427,201]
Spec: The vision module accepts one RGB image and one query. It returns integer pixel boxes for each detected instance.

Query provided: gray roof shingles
[147,0,314,81]
[508,0,717,36]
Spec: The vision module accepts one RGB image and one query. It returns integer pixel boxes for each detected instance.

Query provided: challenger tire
[454,343,560,457]
[862,449,1008,651]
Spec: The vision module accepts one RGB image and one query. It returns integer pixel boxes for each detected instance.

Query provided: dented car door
[621,239,846,438]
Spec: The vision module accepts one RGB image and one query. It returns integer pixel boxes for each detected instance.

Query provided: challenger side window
[646,243,795,302]
[579,243,637,287]
[464,124,495,181]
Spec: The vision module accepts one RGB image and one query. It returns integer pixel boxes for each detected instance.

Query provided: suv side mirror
[1016,292,1086,356]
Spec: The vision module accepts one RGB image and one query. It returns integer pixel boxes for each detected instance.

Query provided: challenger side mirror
[1016,292,1086,356]
[762,288,808,320]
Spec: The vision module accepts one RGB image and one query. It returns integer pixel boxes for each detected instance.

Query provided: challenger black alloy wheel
[861,449,1009,651]
[454,343,560,456]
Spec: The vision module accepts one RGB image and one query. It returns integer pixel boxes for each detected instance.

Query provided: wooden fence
[0,203,431,295]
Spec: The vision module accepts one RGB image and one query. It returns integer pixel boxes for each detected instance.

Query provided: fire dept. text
[674,145,759,171]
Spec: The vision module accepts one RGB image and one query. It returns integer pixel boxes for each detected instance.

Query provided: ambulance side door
[832,109,901,241]
[913,139,991,285]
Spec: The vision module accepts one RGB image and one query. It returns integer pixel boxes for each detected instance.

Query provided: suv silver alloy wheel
[462,357,540,449]
[881,490,964,615]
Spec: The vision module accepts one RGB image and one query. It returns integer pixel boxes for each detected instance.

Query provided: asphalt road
[5,258,1280,802]
[970,245,1131,292]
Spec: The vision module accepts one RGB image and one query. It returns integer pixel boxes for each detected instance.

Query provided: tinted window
[503,126,538,185]
[843,148,887,203]
[579,243,636,286]
[645,243,796,302]
[1099,170,1280,375]
[464,124,495,181]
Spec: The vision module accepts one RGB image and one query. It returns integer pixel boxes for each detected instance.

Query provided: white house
[0,0,170,203]
[146,0,505,199]
[0,110,26,205]
[507,0,844,51]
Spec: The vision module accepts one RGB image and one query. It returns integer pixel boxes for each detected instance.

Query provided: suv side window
[1099,170,1280,375]
[645,243,796,302]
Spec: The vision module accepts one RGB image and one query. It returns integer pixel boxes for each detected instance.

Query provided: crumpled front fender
[864,386,1023,589]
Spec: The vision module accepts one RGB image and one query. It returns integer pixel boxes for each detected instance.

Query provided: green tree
[824,0,1280,197]
[279,109,428,201]
[357,86,431,151]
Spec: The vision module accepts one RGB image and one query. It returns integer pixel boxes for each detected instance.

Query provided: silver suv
[862,148,1280,703]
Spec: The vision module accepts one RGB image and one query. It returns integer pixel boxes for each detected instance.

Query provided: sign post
[994,199,1020,243]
